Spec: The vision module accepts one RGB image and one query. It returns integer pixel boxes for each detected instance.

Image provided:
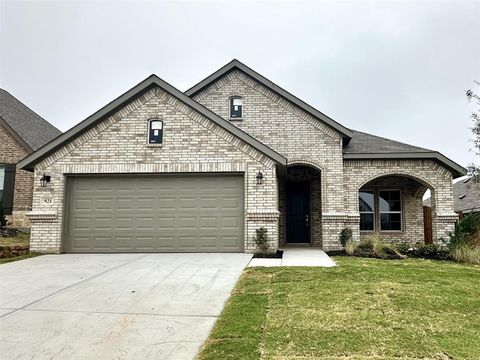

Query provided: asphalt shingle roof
[344,130,432,154]
[453,178,480,213]
[0,89,61,151]
[423,178,480,214]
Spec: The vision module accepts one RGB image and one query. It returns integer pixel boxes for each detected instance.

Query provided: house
[18,60,466,253]
[0,89,61,227]
[424,177,480,219]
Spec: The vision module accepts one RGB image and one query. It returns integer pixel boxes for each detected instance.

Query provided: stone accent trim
[56,162,248,174]
[0,245,29,258]
[246,209,280,221]
[26,212,58,223]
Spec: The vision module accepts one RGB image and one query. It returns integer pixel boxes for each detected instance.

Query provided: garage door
[66,175,244,253]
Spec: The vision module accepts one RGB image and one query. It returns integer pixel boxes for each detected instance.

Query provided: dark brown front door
[423,206,433,244]
[286,181,310,243]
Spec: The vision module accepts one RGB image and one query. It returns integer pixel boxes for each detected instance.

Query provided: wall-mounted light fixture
[256,171,264,185]
[40,174,51,187]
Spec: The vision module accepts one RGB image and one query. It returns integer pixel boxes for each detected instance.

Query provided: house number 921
[43,198,53,204]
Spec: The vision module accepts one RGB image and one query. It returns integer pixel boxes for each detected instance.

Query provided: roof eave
[343,152,467,178]
[18,75,287,171]
[185,59,353,141]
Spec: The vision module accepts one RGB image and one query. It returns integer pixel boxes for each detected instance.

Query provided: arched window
[148,119,163,144]
[229,97,243,119]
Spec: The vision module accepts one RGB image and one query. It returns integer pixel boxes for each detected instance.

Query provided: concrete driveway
[0,253,252,360]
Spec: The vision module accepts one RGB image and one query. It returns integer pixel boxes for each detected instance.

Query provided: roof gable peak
[18,73,286,171]
[185,59,353,141]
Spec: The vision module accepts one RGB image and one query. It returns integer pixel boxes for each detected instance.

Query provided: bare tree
[466,80,480,182]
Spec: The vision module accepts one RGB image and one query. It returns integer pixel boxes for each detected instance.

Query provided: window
[148,119,163,144]
[0,164,14,215]
[359,190,375,231]
[379,190,402,231]
[229,97,243,119]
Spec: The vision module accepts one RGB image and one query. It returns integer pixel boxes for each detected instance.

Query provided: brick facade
[26,70,459,253]
[28,88,279,253]
[0,125,32,227]
[344,159,457,246]
[193,70,458,249]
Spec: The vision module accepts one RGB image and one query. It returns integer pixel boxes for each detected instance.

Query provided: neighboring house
[18,60,466,253]
[424,177,480,219]
[0,89,61,227]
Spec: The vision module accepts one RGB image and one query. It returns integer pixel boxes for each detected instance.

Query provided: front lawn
[198,257,480,360]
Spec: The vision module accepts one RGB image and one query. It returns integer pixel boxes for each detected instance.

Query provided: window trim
[358,188,403,233]
[378,189,403,232]
[229,96,243,120]
[147,118,164,145]
[359,189,375,232]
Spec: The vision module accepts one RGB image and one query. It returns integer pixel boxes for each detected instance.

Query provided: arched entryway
[358,174,434,244]
[279,164,322,247]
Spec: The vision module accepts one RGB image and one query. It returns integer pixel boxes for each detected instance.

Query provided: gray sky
[1,1,479,168]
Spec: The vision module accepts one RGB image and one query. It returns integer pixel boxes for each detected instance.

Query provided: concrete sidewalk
[248,248,336,267]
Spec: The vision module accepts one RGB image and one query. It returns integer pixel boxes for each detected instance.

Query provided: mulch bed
[253,250,284,259]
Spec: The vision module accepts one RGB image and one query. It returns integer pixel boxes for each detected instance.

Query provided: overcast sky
[1,1,479,168]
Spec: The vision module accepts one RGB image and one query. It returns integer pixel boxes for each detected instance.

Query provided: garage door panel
[67,175,244,253]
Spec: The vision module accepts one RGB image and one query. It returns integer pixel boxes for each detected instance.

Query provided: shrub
[408,243,451,260]
[450,244,480,265]
[413,243,441,257]
[396,242,412,255]
[343,235,405,260]
[448,214,480,264]
[345,239,358,255]
[449,213,480,249]
[253,227,269,254]
[339,227,353,247]
[0,210,6,230]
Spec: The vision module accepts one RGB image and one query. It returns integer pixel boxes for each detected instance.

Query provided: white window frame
[378,189,402,232]
[359,189,375,232]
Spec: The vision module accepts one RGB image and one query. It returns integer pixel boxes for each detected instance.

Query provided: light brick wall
[29,88,279,253]
[193,70,347,248]
[193,70,458,249]
[344,159,457,246]
[0,125,32,227]
[358,176,426,243]
[28,70,459,252]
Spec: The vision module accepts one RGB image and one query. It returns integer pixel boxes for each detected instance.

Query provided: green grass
[0,231,30,246]
[198,257,480,360]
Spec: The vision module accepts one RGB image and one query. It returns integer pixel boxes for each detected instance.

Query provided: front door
[286,181,310,243]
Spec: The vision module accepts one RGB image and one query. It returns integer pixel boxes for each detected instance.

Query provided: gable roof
[0,89,61,152]
[344,130,466,178]
[18,75,287,171]
[185,59,354,141]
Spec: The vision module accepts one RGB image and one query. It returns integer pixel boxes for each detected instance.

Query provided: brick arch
[287,159,324,172]
[357,171,435,191]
